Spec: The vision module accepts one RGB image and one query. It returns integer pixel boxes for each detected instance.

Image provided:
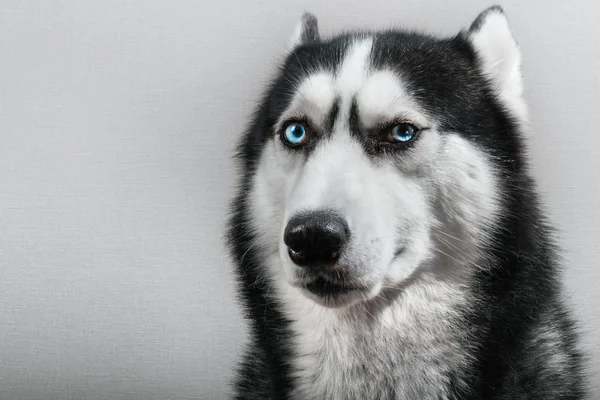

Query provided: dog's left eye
[281,122,308,147]
[384,123,418,143]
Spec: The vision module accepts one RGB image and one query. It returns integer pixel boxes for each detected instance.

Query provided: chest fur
[281,284,473,400]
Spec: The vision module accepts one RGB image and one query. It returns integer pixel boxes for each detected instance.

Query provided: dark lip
[303,277,362,297]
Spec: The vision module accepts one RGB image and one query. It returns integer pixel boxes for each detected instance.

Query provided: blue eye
[387,123,418,143]
[282,123,308,147]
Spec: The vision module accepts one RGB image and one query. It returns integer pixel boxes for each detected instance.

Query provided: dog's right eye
[281,122,309,147]
[384,123,419,144]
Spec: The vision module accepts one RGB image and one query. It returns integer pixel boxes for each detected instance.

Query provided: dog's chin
[293,277,376,308]
[301,289,366,308]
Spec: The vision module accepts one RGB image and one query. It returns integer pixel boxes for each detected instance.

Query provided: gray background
[0,1,598,399]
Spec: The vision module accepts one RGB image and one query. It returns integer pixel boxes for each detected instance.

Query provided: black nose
[283,211,350,267]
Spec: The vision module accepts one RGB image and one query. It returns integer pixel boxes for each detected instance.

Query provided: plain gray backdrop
[1,1,598,399]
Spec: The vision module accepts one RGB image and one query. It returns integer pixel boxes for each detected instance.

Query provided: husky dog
[226,6,585,399]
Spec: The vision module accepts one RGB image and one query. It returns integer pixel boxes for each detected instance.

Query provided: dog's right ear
[287,13,320,51]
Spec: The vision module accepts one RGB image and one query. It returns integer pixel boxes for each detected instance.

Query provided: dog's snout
[283,211,349,267]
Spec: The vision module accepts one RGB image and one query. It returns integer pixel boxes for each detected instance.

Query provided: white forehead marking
[278,73,336,129]
[331,38,374,130]
[336,38,373,97]
[299,73,336,111]
[277,38,374,129]
[357,70,428,128]
[279,38,432,135]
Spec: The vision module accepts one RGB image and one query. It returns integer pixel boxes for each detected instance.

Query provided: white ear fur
[287,13,320,51]
[468,6,527,120]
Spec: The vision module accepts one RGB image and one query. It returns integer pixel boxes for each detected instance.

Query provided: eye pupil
[283,123,308,147]
[291,125,303,138]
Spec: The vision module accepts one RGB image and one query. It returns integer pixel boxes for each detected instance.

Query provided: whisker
[239,243,257,265]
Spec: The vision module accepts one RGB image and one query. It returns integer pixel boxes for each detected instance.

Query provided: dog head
[242,7,524,307]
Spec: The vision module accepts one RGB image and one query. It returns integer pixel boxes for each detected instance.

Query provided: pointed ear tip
[301,12,318,22]
[470,5,509,33]
[486,5,506,15]
[287,11,319,51]
[300,12,319,32]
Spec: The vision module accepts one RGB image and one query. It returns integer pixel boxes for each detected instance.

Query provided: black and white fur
[226,6,586,399]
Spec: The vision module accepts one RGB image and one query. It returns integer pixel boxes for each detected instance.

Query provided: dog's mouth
[304,277,361,297]
[287,262,374,307]
[292,275,373,308]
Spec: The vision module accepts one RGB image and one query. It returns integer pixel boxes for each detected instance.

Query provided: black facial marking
[392,246,406,259]
[325,98,340,134]
[348,98,361,138]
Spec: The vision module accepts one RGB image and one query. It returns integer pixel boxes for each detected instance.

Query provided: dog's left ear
[467,6,526,118]
[287,13,320,50]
